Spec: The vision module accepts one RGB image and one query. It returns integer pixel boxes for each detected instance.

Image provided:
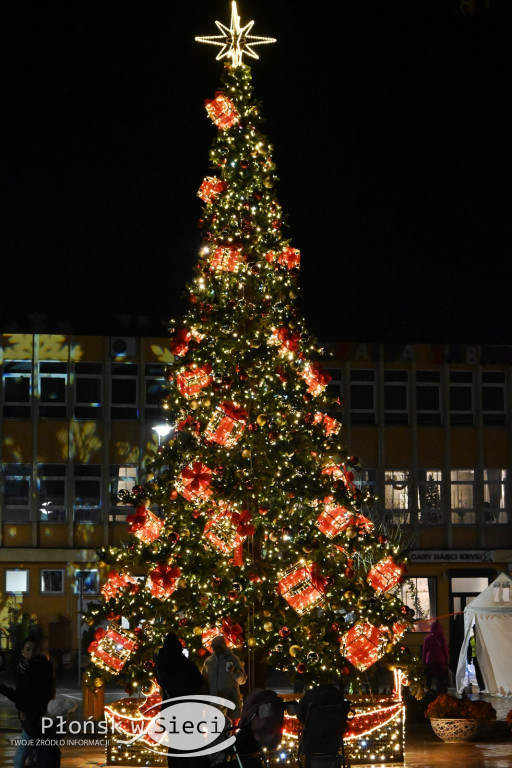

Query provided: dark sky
[4,0,512,343]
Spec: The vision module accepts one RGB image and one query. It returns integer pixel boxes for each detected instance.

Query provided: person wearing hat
[202,635,247,721]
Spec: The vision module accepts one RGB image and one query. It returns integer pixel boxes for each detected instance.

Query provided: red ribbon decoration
[181,462,212,492]
[310,563,328,594]
[277,327,301,352]
[231,509,256,537]
[149,563,181,591]
[220,402,248,422]
[309,363,332,386]
[126,505,149,533]
[221,617,244,645]
[170,328,191,356]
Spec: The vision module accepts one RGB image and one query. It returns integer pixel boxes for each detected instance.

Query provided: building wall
[1,335,511,674]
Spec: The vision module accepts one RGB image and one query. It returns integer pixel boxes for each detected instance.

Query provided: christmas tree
[84,2,424,702]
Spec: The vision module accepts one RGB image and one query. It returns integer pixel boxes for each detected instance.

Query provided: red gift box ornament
[101,570,139,601]
[88,622,138,673]
[146,563,181,601]
[277,562,326,615]
[277,247,301,270]
[301,362,332,396]
[203,506,253,555]
[197,176,228,204]
[315,499,355,539]
[126,505,164,544]
[341,622,386,672]
[313,412,341,437]
[269,327,301,355]
[170,328,204,357]
[204,402,247,448]
[176,461,213,502]
[210,244,243,272]
[176,364,213,399]
[367,556,406,594]
[205,92,240,131]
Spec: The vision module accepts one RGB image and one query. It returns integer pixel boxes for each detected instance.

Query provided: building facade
[1,334,511,675]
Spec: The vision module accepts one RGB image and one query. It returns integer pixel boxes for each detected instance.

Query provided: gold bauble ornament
[179,579,188,588]
[256,414,268,426]
[343,591,356,602]
[247,637,256,647]
[263,622,273,632]
[269,532,279,542]
[203,399,211,408]
[263,610,271,617]
[241,449,251,459]
[289,290,298,299]
[193,626,203,636]
[182,529,191,537]
[289,645,301,657]
[345,526,359,539]
[190,400,199,410]
[93,678,104,688]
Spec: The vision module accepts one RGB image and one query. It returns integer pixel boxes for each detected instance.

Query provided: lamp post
[152,424,172,446]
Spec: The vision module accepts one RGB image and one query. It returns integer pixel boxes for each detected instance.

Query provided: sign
[408,550,495,563]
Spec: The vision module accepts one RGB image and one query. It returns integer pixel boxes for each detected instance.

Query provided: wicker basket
[430,718,480,742]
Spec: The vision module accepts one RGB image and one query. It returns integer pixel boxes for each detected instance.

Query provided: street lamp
[152,424,172,446]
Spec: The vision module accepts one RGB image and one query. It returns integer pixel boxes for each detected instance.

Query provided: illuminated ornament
[203,505,254,565]
[278,247,301,270]
[204,402,247,447]
[176,364,213,399]
[197,176,228,204]
[195,1,276,68]
[210,244,243,272]
[126,505,164,544]
[277,562,326,615]
[176,461,213,502]
[313,412,341,437]
[321,463,355,490]
[204,92,240,130]
[101,570,139,601]
[301,362,332,396]
[315,497,374,539]
[170,327,204,357]
[202,617,243,651]
[341,622,386,672]
[269,327,301,355]
[146,563,181,600]
[88,623,138,673]
[367,556,406,594]
[390,622,408,642]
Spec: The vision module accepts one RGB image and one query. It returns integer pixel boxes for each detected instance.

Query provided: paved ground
[0,676,510,767]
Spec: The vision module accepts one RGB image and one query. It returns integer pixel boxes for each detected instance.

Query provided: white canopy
[455,571,512,697]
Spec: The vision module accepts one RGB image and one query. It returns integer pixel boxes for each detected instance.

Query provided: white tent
[456,571,512,697]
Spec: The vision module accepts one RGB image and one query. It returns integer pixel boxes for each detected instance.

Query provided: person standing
[0,636,55,768]
[422,620,450,693]
[156,633,208,768]
[202,635,247,722]
[467,625,486,692]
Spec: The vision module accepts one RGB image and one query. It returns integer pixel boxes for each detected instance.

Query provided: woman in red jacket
[422,620,450,693]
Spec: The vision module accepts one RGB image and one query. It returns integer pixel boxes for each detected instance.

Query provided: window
[2,464,31,521]
[145,364,166,420]
[109,465,138,521]
[416,371,441,425]
[482,372,506,425]
[75,362,103,419]
[350,369,375,425]
[384,370,408,424]
[483,469,507,524]
[449,371,473,425]
[39,362,67,418]
[74,569,100,595]
[2,361,32,417]
[451,469,475,524]
[38,464,67,521]
[384,470,410,524]
[73,465,102,522]
[5,569,29,595]
[417,470,443,524]
[400,577,436,632]
[111,363,138,419]
[40,569,65,594]
[354,468,377,503]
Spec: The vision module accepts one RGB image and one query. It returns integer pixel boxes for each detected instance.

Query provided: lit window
[416,371,441,425]
[384,471,410,524]
[482,372,506,425]
[384,370,408,425]
[39,362,67,418]
[450,469,475,524]
[417,470,443,525]
[400,577,436,632]
[111,363,138,419]
[40,569,65,594]
[74,569,100,595]
[449,372,473,425]
[38,464,67,522]
[75,362,103,419]
[2,361,32,417]
[73,465,102,522]
[350,369,375,425]
[2,464,31,522]
[483,469,507,524]
[109,465,138,521]
[145,364,166,419]
[5,569,29,595]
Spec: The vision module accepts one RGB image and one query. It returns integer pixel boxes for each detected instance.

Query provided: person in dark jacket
[156,633,208,768]
[0,636,55,768]
[422,620,450,693]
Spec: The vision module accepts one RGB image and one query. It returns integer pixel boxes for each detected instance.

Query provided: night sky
[4,0,512,344]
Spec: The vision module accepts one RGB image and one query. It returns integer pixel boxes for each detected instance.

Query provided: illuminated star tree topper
[195,1,276,67]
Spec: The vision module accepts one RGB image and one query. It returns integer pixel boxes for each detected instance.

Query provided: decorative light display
[126,506,164,544]
[340,622,386,672]
[197,176,228,203]
[277,562,326,615]
[176,364,213,399]
[195,1,276,67]
[210,244,244,271]
[205,91,240,130]
[146,563,181,600]
[367,555,407,594]
[204,401,248,447]
[313,412,341,436]
[176,461,213,501]
[101,570,139,601]
[301,362,332,395]
[88,623,138,674]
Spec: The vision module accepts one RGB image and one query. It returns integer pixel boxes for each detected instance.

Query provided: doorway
[448,570,495,675]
